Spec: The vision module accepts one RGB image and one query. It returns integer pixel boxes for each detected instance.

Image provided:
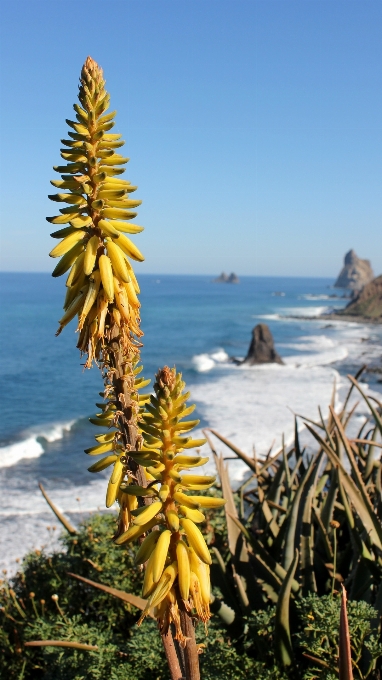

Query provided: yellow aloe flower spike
[116,365,226,643]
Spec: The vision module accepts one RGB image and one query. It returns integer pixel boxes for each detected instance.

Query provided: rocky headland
[289,275,382,324]
[334,249,374,291]
[283,250,380,324]
[333,275,382,321]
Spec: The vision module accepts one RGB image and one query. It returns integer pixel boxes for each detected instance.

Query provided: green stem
[30,596,40,620]
[331,528,337,597]
[18,660,27,680]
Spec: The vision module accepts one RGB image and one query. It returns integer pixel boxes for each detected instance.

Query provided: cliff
[334,249,374,291]
[337,275,382,320]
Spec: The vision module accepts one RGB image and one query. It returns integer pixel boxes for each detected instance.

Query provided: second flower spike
[117,366,226,643]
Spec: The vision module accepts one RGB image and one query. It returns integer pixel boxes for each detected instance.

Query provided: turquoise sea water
[1,272,381,571]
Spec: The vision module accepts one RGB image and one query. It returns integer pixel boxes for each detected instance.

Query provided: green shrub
[1,510,381,680]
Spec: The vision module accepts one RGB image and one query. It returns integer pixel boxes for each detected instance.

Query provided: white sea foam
[0,476,113,574]
[192,348,229,372]
[191,367,381,483]
[0,437,44,468]
[279,333,351,367]
[33,421,76,443]
[210,349,229,363]
[0,420,77,469]
[255,314,281,321]
[254,316,381,371]
[192,364,340,468]
[0,477,109,517]
[279,335,336,351]
[299,294,332,301]
[282,305,331,317]
[193,330,354,377]
[192,354,216,372]
[285,348,349,367]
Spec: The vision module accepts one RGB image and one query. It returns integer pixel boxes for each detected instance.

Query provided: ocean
[1,272,381,573]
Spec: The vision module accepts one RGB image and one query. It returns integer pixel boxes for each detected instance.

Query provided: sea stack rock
[334,250,374,291]
[242,324,284,365]
[214,272,240,283]
[214,272,228,282]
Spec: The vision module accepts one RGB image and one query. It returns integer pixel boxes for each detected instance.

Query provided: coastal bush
[1,503,381,679]
[0,512,249,680]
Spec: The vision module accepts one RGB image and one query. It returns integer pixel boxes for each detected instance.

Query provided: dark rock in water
[337,275,382,320]
[334,249,374,291]
[241,324,284,365]
[214,272,229,283]
[214,272,240,284]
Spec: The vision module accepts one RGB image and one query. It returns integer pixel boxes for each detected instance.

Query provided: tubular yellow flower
[114,366,226,644]
[47,56,144,367]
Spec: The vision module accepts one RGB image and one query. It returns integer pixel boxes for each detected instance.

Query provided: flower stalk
[48,55,150,528]
[48,57,224,679]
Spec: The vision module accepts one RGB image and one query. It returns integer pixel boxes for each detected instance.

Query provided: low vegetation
[1,373,381,679]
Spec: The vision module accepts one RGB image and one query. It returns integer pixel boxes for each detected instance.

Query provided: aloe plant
[204,370,382,677]
[38,55,228,680]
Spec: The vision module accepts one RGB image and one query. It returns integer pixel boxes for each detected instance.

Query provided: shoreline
[285,313,382,325]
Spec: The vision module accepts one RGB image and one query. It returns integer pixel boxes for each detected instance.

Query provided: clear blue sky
[0,0,381,277]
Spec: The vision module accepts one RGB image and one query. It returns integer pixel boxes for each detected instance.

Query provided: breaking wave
[0,420,77,469]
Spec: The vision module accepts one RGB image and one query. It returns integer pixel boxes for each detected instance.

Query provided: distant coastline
[285,312,382,325]
[286,272,382,325]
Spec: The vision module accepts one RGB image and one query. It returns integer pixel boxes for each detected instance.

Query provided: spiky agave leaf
[203,373,382,634]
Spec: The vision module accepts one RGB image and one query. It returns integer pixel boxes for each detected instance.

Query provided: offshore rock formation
[241,324,284,365]
[214,272,240,284]
[337,275,382,320]
[334,250,374,291]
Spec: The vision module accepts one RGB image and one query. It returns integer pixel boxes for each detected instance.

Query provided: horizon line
[0,270,338,280]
